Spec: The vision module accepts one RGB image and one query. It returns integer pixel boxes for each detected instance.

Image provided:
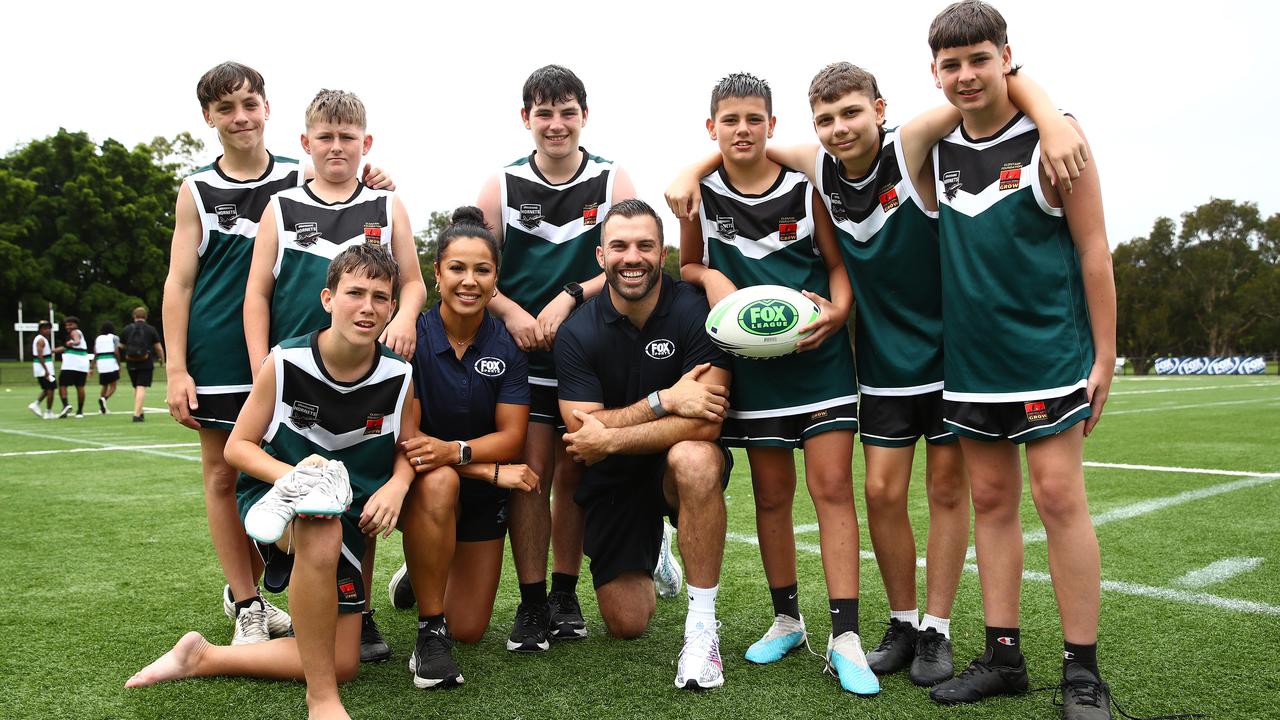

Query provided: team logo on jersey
[215,204,239,230]
[943,171,962,201]
[289,400,320,430]
[878,186,900,212]
[1024,400,1048,422]
[519,203,543,230]
[645,339,676,359]
[363,222,383,246]
[778,217,798,242]
[475,357,506,377]
[582,203,599,226]
[716,216,737,240]
[294,222,322,248]
[363,412,384,436]
[829,192,848,222]
[999,162,1023,191]
[738,300,798,336]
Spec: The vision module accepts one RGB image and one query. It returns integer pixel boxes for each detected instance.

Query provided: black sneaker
[409,624,463,689]
[506,601,551,652]
[132,414,144,422]
[910,628,955,686]
[929,656,1029,705]
[1058,664,1112,720]
[548,590,588,640]
[387,563,416,610]
[866,619,917,675]
[360,609,391,663]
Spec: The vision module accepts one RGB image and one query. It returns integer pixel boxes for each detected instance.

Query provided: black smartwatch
[456,440,472,466]
[563,281,584,307]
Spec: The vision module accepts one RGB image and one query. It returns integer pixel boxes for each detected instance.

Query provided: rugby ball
[705,285,820,359]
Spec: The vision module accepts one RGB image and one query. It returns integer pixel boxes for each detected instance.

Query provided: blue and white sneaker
[243,464,327,543]
[826,631,880,696]
[653,521,683,598]
[744,613,806,664]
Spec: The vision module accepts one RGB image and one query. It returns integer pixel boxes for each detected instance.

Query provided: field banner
[1153,356,1267,375]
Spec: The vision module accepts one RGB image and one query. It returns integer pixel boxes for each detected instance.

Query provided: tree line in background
[2,130,1276,371]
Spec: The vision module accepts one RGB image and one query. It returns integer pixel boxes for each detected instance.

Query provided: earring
[492,288,498,298]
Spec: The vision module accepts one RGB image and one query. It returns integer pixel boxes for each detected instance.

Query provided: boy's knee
[601,605,652,639]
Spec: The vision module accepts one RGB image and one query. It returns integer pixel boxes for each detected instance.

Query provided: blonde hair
[305,89,367,129]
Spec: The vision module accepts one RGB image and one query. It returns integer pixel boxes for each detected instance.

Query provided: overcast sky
[5,0,1277,248]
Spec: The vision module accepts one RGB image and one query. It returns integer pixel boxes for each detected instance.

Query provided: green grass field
[1,374,1276,719]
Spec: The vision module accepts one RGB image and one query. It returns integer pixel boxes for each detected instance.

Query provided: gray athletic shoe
[231,599,270,645]
[223,585,292,638]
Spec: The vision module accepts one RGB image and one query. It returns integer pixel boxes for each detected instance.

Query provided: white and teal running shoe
[826,631,881,696]
[744,613,806,664]
[295,460,352,517]
[653,521,683,598]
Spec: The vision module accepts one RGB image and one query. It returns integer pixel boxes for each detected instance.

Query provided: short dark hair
[436,206,500,270]
[100,321,116,335]
[38,320,51,330]
[928,0,1009,56]
[600,199,664,244]
[523,65,587,112]
[710,72,772,118]
[326,245,400,298]
[808,62,884,108]
[64,316,80,326]
[196,62,266,108]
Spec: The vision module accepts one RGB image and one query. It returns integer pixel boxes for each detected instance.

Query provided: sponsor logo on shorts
[716,215,737,240]
[582,202,599,226]
[519,203,543,230]
[645,339,676,359]
[475,357,506,377]
[999,162,1022,191]
[878,186,900,212]
[737,300,798,337]
[338,578,359,601]
[294,221,322,248]
[809,409,829,421]
[290,400,320,430]
[363,222,383,246]
[943,171,962,201]
[363,412,384,436]
[215,204,239,230]
[828,192,848,222]
[778,216,797,242]
[1024,400,1048,422]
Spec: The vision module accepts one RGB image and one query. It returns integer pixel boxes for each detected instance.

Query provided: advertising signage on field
[1153,356,1267,375]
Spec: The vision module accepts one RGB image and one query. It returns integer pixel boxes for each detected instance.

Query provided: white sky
[5,0,1277,248]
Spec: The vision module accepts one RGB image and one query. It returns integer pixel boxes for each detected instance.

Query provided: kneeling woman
[392,206,539,650]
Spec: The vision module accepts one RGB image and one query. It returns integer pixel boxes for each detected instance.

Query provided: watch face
[460,443,472,464]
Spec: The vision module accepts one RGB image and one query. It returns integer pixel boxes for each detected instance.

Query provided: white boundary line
[0,426,200,462]
[1109,381,1277,396]
[1106,397,1278,415]
[0,442,199,458]
[1173,558,1264,589]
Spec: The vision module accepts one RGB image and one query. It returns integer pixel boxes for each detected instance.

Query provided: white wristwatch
[456,440,472,465]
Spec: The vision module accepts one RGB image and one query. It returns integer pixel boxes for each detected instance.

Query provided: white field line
[0,426,200,462]
[1173,558,1264,589]
[0,442,199,458]
[1083,461,1280,478]
[1109,381,1278,396]
[1106,397,1278,415]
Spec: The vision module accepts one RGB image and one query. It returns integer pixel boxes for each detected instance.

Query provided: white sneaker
[675,620,724,690]
[28,401,42,418]
[43,411,54,420]
[231,599,270,645]
[295,460,352,517]
[223,585,292,638]
[653,521,683,599]
[243,464,327,543]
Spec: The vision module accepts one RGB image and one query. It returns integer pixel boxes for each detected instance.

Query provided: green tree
[1114,217,1182,373]
[414,209,452,309]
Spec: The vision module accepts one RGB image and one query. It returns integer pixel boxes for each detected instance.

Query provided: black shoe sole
[550,625,588,640]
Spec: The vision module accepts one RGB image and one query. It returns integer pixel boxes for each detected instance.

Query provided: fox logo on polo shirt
[475,357,506,377]
[646,339,675,359]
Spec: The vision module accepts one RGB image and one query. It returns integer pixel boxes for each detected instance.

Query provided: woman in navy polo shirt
[392,207,539,647]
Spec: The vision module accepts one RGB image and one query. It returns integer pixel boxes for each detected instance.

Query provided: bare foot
[307,700,351,720]
[125,632,208,688]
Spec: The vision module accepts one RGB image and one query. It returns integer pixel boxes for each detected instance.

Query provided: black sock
[982,626,1023,666]
[769,583,800,620]
[519,581,547,606]
[1064,641,1099,676]
[77,400,84,413]
[417,613,445,632]
[550,572,579,595]
[233,596,262,612]
[60,397,68,408]
[830,598,859,637]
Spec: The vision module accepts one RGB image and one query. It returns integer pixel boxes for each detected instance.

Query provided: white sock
[920,613,951,639]
[890,608,920,629]
[685,583,718,633]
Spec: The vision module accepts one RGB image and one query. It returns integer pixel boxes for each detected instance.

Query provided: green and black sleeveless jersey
[697,166,857,417]
[934,113,1094,402]
[236,332,411,516]
[185,154,304,394]
[270,183,394,347]
[815,129,944,396]
[498,148,616,386]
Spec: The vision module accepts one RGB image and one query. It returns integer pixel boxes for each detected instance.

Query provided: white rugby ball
[705,285,820,359]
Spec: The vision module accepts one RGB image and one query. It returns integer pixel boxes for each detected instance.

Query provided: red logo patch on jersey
[363,222,383,245]
[779,217,798,242]
[582,203,599,226]
[999,164,1022,191]
[1024,400,1048,422]
[879,186,900,212]
[364,413,384,436]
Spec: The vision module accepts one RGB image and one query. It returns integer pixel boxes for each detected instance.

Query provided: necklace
[444,327,479,348]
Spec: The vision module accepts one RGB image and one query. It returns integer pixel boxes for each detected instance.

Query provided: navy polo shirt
[555,275,729,491]
[410,305,529,443]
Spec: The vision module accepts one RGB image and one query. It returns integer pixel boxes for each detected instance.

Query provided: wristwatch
[563,281,584,307]
[456,440,472,466]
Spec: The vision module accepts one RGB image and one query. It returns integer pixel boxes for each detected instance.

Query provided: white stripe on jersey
[498,157,616,246]
[270,186,395,278]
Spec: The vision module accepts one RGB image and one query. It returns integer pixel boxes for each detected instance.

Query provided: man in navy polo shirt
[554,198,733,691]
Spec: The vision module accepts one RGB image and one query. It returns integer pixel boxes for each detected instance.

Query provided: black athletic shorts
[529,384,566,430]
[859,391,957,448]
[191,390,250,432]
[720,402,859,448]
[37,376,57,391]
[128,367,154,388]
[98,370,120,386]
[579,444,733,589]
[943,387,1091,445]
[59,369,87,387]
[458,480,509,542]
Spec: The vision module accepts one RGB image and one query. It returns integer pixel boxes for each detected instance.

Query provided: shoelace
[680,621,722,666]
[516,603,549,633]
[1033,673,1207,720]
[916,631,945,662]
[872,620,912,653]
[549,591,581,616]
[236,604,268,639]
